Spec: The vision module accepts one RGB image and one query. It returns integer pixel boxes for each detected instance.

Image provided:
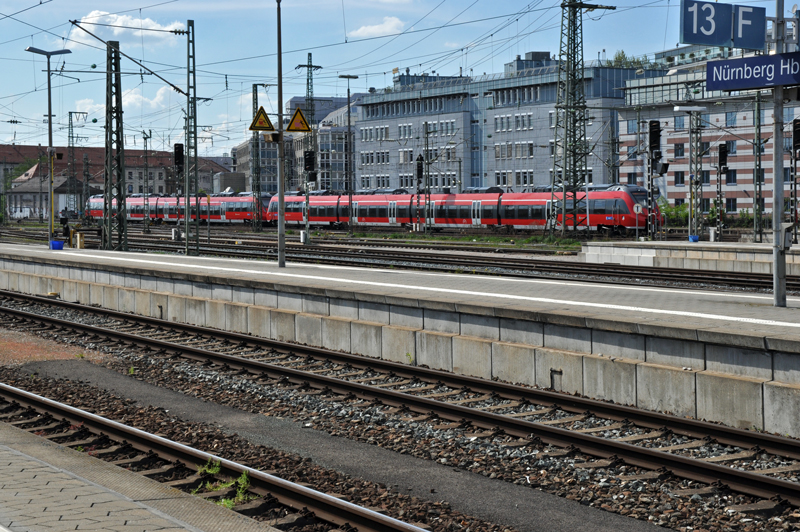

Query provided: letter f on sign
[738,6,753,38]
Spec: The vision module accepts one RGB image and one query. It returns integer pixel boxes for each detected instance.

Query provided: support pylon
[550,1,614,236]
[184,20,199,256]
[103,41,127,251]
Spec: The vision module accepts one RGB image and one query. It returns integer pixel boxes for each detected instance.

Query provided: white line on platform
[38,250,800,330]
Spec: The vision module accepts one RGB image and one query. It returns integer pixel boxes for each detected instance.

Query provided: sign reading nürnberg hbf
[706,51,800,91]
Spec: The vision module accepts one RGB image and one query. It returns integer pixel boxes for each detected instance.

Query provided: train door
[471,200,481,227]
[389,201,397,224]
[301,201,307,225]
[351,202,358,224]
[426,200,436,229]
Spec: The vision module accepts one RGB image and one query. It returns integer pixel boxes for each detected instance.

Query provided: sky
[0,0,790,158]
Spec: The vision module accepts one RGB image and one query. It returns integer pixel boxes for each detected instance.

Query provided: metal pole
[774,0,787,307]
[347,79,353,236]
[46,54,55,242]
[276,0,286,268]
[755,92,763,242]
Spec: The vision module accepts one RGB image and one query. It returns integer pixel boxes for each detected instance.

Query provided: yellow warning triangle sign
[249,106,275,132]
[286,107,311,132]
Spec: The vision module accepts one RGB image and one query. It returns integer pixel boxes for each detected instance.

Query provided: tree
[610,50,648,69]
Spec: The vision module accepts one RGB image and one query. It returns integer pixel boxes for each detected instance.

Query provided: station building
[354,53,661,192]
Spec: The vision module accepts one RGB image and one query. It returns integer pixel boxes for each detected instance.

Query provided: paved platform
[0,420,277,532]
[582,240,800,274]
[4,243,800,436]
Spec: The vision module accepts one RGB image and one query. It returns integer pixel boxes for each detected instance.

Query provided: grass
[352,230,583,249]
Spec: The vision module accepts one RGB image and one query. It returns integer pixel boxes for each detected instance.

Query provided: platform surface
[2,243,800,343]
[0,420,277,532]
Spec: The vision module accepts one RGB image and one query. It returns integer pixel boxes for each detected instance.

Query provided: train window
[358,204,367,217]
[326,206,335,217]
[341,205,349,217]
[213,205,221,216]
[444,205,455,218]
[482,205,494,220]
[310,206,319,217]
[614,199,630,214]
[518,205,531,219]
[269,202,278,213]
[458,205,469,219]
[504,205,516,219]
[398,205,409,218]
[437,204,447,217]
[368,206,377,217]
[531,205,545,219]
[378,205,388,218]
[592,199,606,214]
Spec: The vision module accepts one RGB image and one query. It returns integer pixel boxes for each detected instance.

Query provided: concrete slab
[764,381,800,437]
[76,282,91,306]
[499,318,543,347]
[636,363,697,418]
[102,286,119,311]
[296,313,322,347]
[591,330,645,361]
[351,321,382,358]
[226,303,249,334]
[192,282,212,299]
[134,290,151,317]
[534,348,583,395]
[118,289,135,314]
[423,309,460,334]
[270,310,297,342]
[330,298,359,319]
[254,288,278,308]
[460,314,500,341]
[277,292,303,312]
[186,297,208,327]
[321,316,351,353]
[303,295,329,316]
[416,331,454,372]
[452,336,492,379]
[705,345,772,380]
[232,286,255,305]
[645,336,705,370]
[582,354,639,406]
[696,371,766,430]
[389,305,423,329]
[151,293,169,321]
[167,295,186,323]
[543,324,591,353]
[211,284,233,302]
[247,306,271,339]
[61,280,77,303]
[359,302,390,324]
[491,342,536,387]
[381,325,416,365]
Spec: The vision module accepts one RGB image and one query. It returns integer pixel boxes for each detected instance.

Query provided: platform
[2,243,800,437]
[0,420,277,532]
[581,240,800,274]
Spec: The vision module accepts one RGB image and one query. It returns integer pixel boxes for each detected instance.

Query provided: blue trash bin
[50,241,64,250]
[688,235,699,243]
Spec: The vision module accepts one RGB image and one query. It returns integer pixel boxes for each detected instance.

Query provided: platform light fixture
[26,46,72,246]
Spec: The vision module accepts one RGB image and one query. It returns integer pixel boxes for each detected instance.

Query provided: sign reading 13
[680,0,766,50]
[681,0,733,47]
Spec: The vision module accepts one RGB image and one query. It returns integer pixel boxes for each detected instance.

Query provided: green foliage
[661,202,689,227]
[216,498,236,509]
[197,459,222,476]
[610,50,648,68]
[128,366,135,375]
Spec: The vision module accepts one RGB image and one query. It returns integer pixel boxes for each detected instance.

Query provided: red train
[266,185,660,234]
[85,193,270,224]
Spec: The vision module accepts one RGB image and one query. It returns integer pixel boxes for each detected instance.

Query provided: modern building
[354,53,662,192]
[618,61,795,216]
[231,135,294,195]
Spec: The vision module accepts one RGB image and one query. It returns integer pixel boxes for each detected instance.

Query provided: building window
[785,107,794,124]
[725,169,737,185]
[675,198,685,207]
[674,143,685,157]
[158,186,163,193]
[785,167,793,182]
[701,198,710,212]
[674,171,685,186]
[700,113,710,128]
[754,139,765,154]
[549,112,555,128]
[725,140,737,155]
[627,119,637,134]
[627,145,638,159]
[785,136,793,153]
[674,115,685,130]
[725,111,737,128]
[726,198,737,212]
[756,168,765,183]
[701,170,710,185]
[627,172,636,185]
[700,142,710,156]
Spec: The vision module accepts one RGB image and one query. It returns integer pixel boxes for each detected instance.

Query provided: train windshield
[630,191,648,206]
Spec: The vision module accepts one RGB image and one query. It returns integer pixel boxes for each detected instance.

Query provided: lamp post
[339,74,358,236]
[26,46,71,246]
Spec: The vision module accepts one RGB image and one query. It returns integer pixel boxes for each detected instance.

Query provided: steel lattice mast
[252,84,263,231]
[184,20,199,256]
[82,153,90,221]
[550,1,614,236]
[103,41,127,251]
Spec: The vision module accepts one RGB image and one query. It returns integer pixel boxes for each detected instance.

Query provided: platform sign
[707,51,800,91]
[286,107,311,132]
[249,106,275,132]
[680,0,766,50]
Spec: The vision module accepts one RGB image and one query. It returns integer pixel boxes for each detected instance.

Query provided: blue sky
[0,0,788,157]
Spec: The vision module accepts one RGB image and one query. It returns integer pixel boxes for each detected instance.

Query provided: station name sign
[706,51,800,91]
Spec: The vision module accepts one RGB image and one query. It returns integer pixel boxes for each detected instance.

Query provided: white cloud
[443,41,460,49]
[122,86,172,109]
[68,11,185,50]
[75,98,104,116]
[348,16,404,39]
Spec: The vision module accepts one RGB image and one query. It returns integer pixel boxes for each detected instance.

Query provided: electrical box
[779,222,795,250]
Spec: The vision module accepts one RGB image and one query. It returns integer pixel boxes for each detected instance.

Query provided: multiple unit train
[85,184,659,234]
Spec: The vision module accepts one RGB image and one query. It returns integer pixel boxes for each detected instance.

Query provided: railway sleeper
[725,497,790,516]
[267,511,318,531]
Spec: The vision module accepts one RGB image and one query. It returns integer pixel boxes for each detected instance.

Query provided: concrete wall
[3,256,800,436]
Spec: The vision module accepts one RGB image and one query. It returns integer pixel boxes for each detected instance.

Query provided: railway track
[0,382,424,532]
[2,289,800,515]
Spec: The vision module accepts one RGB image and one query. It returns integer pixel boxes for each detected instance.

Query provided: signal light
[303,150,315,172]
[718,143,728,168]
[264,133,280,143]
[648,120,661,153]
[174,143,184,171]
[415,154,424,185]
